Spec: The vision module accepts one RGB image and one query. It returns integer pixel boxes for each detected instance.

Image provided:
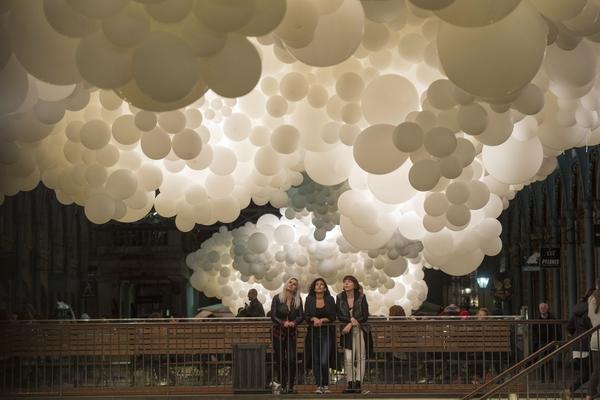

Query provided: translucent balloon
[336,72,364,102]
[172,129,203,160]
[84,193,115,224]
[354,124,409,175]
[210,146,237,176]
[0,56,29,115]
[266,95,287,118]
[106,169,137,200]
[158,110,186,134]
[274,0,318,48]
[280,72,309,101]
[112,115,141,145]
[304,146,353,186]
[287,0,364,67]
[437,1,547,99]
[76,31,132,89]
[409,159,441,191]
[434,0,520,27]
[361,74,418,125]
[271,125,300,154]
[368,160,416,204]
[80,120,111,150]
[198,35,261,98]
[274,224,295,244]
[427,79,456,110]
[248,232,269,254]
[254,146,282,176]
[445,181,470,205]
[458,103,488,135]
[446,204,470,227]
[137,164,163,191]
[205,173,234,198]
[383,257,408,278]
[133,31,199,103]
[544,42,597,88]
[102,3,150,48]
[513,84,544,115]
[223,113,251,141]
[194,0,255,33]
[141,128,171,160]
[424,127,457,157]
[482,135,543,184]
[424,194,449,219]
[465,180,490,210]
[10,1,81,85]
[340,215,394,250]
[393,122,424,153]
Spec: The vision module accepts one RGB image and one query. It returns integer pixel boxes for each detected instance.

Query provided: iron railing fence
[0,316,565,396]
[464,324,600,400]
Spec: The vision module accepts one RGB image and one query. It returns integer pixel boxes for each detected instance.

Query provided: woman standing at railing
[337,275,372,394]
[304,278,336,394]
[587,279,600,400]
[271,277,304,394]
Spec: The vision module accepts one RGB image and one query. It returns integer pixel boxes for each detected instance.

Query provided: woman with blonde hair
[271,277,303,394]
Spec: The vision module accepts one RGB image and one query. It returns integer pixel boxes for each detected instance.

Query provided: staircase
[463,324,600,399]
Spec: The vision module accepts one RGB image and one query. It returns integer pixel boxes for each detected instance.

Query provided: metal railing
[464,324,600,399]
[0,316,565,396]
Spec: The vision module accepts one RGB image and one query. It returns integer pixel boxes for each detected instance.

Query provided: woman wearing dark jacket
[271,277,303,394]
[336,275,372,393]
[304,278,336,394]
[566,288,594,396]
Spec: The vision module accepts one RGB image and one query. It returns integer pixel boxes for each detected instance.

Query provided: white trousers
[344,327,366,382]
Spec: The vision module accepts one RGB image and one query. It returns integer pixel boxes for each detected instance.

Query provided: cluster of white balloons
[3,0,600,290]
[1,0,287,113]
[187,212,426,316]
[284,175,348,241]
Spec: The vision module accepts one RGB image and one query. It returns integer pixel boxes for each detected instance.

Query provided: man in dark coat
[236,289,265,317]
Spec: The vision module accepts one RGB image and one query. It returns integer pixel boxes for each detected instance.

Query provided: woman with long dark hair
[271,277,303,394]
[588,279,600,399]
[336,275,372,393]
[304,278,336,394]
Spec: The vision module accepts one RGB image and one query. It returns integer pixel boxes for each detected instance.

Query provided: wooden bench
[370,320,513,353]
[0,320,513,357]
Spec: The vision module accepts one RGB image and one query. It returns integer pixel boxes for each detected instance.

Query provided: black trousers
[571,356,591,393]
[273,335,297,389]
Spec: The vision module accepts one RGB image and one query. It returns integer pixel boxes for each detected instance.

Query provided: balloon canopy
[1,0,597,313]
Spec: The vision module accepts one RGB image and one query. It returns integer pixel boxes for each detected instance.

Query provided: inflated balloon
[2,0,599,304]
[437,1,547,99]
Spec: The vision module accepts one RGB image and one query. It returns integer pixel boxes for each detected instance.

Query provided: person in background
[304,278,336,394]
[587,280,600,400]
[532,302,559,350]
[476,307,490,320]
[236,288,265,318]
[271,277,303,394]
[533,302,560,383]
[563,288,594,399]
[459,303,471,320]
[337,275,372,394]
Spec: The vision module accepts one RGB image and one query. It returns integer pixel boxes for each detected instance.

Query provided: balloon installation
[1,0,597,314]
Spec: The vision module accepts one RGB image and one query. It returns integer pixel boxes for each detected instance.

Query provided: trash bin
[232,343,269,393]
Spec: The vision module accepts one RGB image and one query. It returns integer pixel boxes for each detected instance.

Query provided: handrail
[476,324,600,399]
[461,340,562,400]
